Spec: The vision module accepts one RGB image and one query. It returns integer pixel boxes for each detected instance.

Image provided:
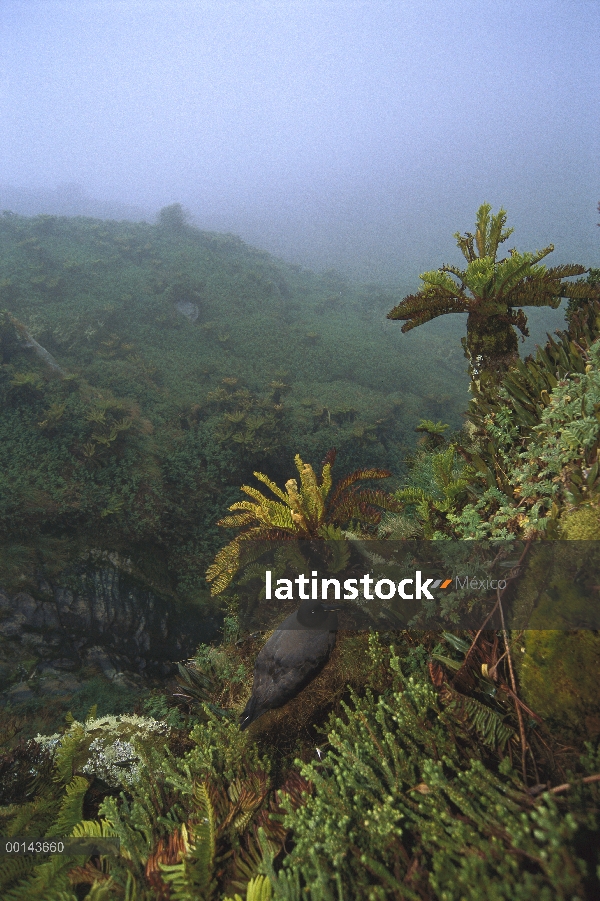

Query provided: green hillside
[0,208,468,602]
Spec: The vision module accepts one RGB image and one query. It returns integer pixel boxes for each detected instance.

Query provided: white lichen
[34,714,171,788]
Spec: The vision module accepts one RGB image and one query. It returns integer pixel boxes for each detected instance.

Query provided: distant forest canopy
[0,207,468,603]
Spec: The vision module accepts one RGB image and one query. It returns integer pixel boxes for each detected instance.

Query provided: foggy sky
[1,0,599,283]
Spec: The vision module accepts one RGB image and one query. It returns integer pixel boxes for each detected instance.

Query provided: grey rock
[174,300,199,322]
[84,646,118,680]
[112,671,144,689]
[38,673,82,696]
[0,563,217,699]
[48,657,78,671]
[4,681,37,704]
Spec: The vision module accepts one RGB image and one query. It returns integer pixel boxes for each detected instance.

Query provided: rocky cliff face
[0,564,219,706]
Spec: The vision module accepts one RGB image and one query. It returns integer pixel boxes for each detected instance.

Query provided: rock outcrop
[0,564,219,704]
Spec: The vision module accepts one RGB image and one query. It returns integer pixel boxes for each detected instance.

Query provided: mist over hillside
[1,1,597,288]
[0,180,576,360]
[0,182,149,224]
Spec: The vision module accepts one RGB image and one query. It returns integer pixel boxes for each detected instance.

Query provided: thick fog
[1,0,599,285]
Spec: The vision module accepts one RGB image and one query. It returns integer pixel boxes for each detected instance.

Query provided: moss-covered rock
[517,629,600,739]
[559,503,600,539]
[511,542,600,740]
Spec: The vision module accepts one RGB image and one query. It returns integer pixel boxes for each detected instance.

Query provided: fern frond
[419,268,461,293]
[327,467,391,514]
[3,854,79,901]
[443,690,516,751]
[394,487,431,506]
[206,539,242,595]
[318,529,351,572]
[54,724,86,784]
[545,263,588,280]
[160,789,217,900]
[238,485,274,507]
[71,818,117,840]
[503,266,592,310]
[464,256,496,295]
[223,878,273,901]
[482,204,513,259]
[246,875,273,901]
[387,288,468,332]
[296,459,325,529]
[492,246,554,297]
[217,512,258,529]
[318,462,333,503]
[253,471,289,503]
[4,797,59,841]
[98,795,150,874]
[227,499,295,530]
[0,855,35,895]
[47,777,89,838]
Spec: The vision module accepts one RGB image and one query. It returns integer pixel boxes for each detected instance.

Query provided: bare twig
[488,628,526,681]
[549,773,600,795]
[499,684,543,725]
[458,539,532,676]
[497,587,528,783]
[528,774,600,796]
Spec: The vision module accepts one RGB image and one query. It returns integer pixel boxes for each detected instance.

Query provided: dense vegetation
[1,207,600,899]
[0,207,466,602]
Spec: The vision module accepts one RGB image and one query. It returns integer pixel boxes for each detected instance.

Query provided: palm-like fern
[206,449,401,595]
[387,203,597,393]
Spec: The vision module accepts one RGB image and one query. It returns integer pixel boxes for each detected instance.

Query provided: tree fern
[207,451,399,594]
[388,203,597,393]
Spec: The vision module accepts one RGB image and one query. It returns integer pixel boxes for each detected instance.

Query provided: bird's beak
[322,604,343,611]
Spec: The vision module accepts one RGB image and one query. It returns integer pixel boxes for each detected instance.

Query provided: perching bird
[239,599,340,730]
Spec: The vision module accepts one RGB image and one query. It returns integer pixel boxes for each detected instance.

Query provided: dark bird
[239,600,340,730]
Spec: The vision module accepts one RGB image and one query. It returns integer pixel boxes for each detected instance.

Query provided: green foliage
[206,450,401,594]
[387,203,597,393]
[223,873,273,901]
[159,787,218,899]
[277,649,599,900]
[1,636,599,900]
[383,438,470,538]
[450,301,600,539]
[0,210,466,601]
[142,691,188,729]
[46,776,89,838]
[2,196,600,901]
